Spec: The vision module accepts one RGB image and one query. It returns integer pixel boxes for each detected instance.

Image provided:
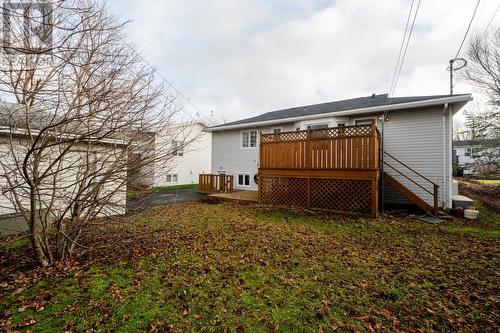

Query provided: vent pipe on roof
[372,93,376,98]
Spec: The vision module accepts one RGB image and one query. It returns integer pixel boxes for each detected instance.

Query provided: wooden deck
[208,191,259,203]
[259,122,380,216]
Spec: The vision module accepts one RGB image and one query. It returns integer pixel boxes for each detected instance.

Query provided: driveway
[127,187,207,212]
[0,189,205,236]
[0,214,28,237]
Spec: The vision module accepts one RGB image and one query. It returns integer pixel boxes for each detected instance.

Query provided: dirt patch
[457,178,500,212]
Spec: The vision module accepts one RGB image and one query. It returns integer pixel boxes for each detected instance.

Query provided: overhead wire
[455,0,481,58]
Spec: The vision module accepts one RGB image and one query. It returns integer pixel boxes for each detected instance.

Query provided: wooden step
[383,173,434,214]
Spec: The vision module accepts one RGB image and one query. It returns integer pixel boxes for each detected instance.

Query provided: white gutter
[207,94,472,132]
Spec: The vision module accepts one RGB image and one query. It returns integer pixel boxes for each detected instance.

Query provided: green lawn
[1,203,499,332]
[127,183,198,197]
[476,179,500,184]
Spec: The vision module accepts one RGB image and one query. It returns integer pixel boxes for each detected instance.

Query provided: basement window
[166,174,178,183]
[237,174,250,187]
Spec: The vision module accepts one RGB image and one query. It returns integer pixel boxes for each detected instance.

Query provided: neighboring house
[207,93,472,211]
[0,102,127,217]
[453,139,499,174]
[153,122,211,187]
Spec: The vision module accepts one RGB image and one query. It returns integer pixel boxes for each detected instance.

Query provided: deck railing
[198,174,234,193]
[260,121,380,170]
[259,122,380,216]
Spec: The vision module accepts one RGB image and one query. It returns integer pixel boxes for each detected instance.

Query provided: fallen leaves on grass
[0,202,499,332]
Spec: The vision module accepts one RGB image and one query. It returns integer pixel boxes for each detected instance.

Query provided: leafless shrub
[0,1,198,266]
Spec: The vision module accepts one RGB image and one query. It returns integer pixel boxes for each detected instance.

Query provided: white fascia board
[207,94,473,132]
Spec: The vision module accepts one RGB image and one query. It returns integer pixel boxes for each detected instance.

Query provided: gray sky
[104,0,499,125]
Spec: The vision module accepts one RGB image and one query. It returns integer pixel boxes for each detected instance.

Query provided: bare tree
[0,1,197,266]
[463,31,500,107]
[458,31,500,173]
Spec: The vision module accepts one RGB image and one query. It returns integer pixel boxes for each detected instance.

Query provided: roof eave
[206,94,473,132]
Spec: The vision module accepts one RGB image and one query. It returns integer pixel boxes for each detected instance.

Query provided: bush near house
[1,203,498,332]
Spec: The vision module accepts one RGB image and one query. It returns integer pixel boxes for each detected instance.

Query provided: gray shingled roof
[209,93,470,129]
[453,139,499,147]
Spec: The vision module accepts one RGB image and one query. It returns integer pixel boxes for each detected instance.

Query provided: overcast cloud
[104,0,499,124]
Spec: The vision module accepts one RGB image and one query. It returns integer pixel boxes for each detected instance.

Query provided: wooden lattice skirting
[260,176,377,216]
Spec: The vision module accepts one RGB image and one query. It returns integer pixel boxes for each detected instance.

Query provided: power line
[481,2,500,38]
[380,0,421,213]
[455,0,481,58]
[390,0,421,97]
[113,34,217,127]
[388,0,415,97]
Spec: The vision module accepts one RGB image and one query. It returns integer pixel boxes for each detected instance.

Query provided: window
[355,119,373,125]
[337,123,346,127]
[295,127,301,131]
[237,174,250,187]
[307,123,329,130]
[166,174,178,183]
[172,141,183,156]
[465,147,479,158]
[272,128,282,134]
[241,130,257,148]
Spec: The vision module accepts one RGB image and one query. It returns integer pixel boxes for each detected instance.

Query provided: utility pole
[449,59,454,95]
[448,58,467,95]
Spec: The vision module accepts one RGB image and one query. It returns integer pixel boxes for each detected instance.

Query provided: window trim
[306,123,329,130]
[166,173,179,183]
[272,127,282,134]
[236,173,251,187]
[172,140,184,157]
[354,118,375,126]
[241,130,258,149]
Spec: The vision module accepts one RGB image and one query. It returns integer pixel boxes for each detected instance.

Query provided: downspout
[380,115,385,213]
[442,102,449,208]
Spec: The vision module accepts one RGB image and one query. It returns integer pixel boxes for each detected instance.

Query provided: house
[453,139,499,174]
[0,102,128,221]
[153,122,211,187]
[127,122,211,191]
[205,93,472,214]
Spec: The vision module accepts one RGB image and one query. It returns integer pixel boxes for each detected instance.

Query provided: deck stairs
[382,151,439,215]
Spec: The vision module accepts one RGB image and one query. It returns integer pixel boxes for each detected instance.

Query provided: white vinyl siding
[381,107,449,208]
[154,123,212,187]
[212,124,295,191]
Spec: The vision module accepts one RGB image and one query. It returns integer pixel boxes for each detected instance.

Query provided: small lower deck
[208,191,259,203]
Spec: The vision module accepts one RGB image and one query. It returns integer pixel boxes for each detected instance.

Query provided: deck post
[306,129,312,168]
[258,174,262,202]
[307,177,311,208]
[433,184,439,214]
[370,120,377,169]
[371,177,379,218]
